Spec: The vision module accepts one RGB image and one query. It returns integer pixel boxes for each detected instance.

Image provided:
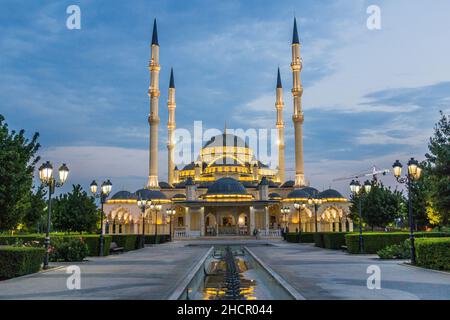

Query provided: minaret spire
[151,18,159,46]
[275,67,285,183]
[167,67,176,186]
[292,17,300,44]
[277,67,282,88]
[147,18,161,189]
[291,17,305,187]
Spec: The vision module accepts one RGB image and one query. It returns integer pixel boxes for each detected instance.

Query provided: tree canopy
[425,111,450,226]
[0,114,40,232]
[52,184,98,234]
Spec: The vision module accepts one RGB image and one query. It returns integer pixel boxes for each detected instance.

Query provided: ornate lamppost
[38,161,69,269]
[151,202,162,244]
[281,206,290,233]
[137,198,151,248]
[166,207,176,241]
[293,202,306,234]
[350,179,372,254]
[307,196,323,232]
[90,179,112,257]
[392,158,422,264]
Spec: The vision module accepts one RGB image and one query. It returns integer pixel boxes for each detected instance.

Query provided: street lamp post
[90,179,112,257]
[151,203,162,244]
[281,207,290,232]
[166,208,176,241]
[137,198,150,248]
[392,158,422,265]
[350,179,371,254]
[293,202,306,235]
[38,161,69,269]
[307,196,323,232]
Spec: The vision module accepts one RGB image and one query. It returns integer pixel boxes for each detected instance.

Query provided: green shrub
[144,234,170,244]
[0,234,111,257]
[49,237,89,262]
[285,233,300,243]
[323,232,348,249]
[415,238,450,271]
[299,233,315,243]
[112,235,140,251]
[313,232,326,248]
[0,247,45,279]
[377,240,410,259]
[345,232,450,254]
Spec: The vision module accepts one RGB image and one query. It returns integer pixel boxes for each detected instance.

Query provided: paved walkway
[250,241,450,300]
[0,242,209,300]
[0,239,449,299]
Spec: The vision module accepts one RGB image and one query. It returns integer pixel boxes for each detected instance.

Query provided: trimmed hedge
[112,235,140,251]
[143,234,170,244]
[286,233,300,243]
[299,233,315,243]
[313,232,326,248]
[345,232,450,254]
[285,233,315,243]
[0,247,45,279]
[415,238,450,271]
[0,234,112,257]
[323,232,348,249]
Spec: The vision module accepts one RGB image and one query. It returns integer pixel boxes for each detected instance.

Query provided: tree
[0,115,40,232]
[350,183,404,230]
[409,161,431,230]
[52,184,98,234]
[22,185,47,233]
[425,111,450,226]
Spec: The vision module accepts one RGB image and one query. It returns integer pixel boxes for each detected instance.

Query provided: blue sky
[1,0,449,196]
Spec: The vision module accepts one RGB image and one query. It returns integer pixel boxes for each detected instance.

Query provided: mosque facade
[103,18,352,239]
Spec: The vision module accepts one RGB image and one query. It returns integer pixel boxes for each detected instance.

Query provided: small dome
[206,177,248,195]
[182,162,195,170]
[172,193,186,200]
[135,189,167,200]
[159,181,173,189]
[286,189,310,199]
[301,187,319,197]
[110,190,136,200]
[318,189,346,200]
[268,192,282,200]
[281,180,295,188]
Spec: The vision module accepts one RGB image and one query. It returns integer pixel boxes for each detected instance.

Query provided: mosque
[103,18,352,238]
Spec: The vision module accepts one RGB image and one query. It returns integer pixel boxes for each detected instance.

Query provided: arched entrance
[205,213,217,236]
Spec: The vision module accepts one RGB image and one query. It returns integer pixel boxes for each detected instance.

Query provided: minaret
[147,19,161,189]
[167,68,176,186]
[291,18,305,187]
[275,67,285,183]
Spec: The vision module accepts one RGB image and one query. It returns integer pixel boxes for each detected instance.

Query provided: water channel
[178,244,296,300]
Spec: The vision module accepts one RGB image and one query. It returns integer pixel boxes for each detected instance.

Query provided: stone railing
[258,229,281,237]
[173,230,201,238]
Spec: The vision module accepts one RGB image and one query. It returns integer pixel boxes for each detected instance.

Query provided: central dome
[203,133,248,149]
[206,177,248,195]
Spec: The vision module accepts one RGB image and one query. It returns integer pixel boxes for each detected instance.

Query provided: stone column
[265,207,269,232]
[249,206,255,234]
[200,207,205,236]
[185,207,191,236]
